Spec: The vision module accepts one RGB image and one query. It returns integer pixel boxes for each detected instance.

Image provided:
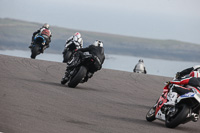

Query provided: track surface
[0,54,199,133]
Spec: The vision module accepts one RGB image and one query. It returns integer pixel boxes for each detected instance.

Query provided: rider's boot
[41,46,47,53]
[164,92,178,106]
[61,70,70,85]
[87,72,93,78]
[41,44,49,53]
[29,42,33,48]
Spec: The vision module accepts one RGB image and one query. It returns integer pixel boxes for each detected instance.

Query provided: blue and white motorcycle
[146,78,200,128]
[30,34,46,59]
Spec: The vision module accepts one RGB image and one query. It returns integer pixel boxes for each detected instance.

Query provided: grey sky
[0,0,200,44]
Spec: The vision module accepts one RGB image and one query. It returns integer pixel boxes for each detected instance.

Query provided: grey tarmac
[0,54,199,133]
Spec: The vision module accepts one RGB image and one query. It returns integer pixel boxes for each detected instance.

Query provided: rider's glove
[165,81,171,85]
[166,81,173,89]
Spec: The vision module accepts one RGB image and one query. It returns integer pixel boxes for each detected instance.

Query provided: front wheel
[146,106,156,122]
[165,104,190,128]
[63,51,72,63]
[68,66,87,88]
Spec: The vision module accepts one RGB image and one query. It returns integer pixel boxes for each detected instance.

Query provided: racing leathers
[165,77,200,106]
[77,45,105,72]
[176,65,200,79]
[62,35,83,54]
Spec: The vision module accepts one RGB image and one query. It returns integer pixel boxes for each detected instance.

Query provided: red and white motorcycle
[146,79,200,128]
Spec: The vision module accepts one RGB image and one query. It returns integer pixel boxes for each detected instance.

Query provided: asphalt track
[0,54,199,133]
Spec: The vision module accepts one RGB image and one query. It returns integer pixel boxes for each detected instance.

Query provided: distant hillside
[0,18,200,62]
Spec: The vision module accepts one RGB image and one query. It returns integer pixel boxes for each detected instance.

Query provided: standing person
[133,59,147,74]
[61,40,105,84]
[29,23,52,51]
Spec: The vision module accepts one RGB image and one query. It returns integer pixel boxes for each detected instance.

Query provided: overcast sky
[0,0,200,44]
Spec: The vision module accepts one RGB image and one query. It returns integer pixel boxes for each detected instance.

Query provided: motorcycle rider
[62,32,83,54]
[176,65,200,79]
[164,70,200,106]
[29,23,52,51]
[61,40,105,84]
[133,59,147,74]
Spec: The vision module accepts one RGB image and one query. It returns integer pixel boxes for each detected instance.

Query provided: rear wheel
[146,106,156,122]
[68,66,87,88]
[165,104,190,128]
[31,45,40,59]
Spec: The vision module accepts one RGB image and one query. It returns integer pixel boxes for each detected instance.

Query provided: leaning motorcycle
[146,78,200,128]
[61,52,97,88]
[30,34,46,59]
[63,41,80,63]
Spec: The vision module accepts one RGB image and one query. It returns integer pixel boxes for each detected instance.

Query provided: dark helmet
[139,59,143,63]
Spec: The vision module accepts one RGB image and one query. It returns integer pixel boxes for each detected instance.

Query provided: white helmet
[93,40,103,47]
[43,23,50,29]
[74,32,81,39]
[139,59,143,63]
[193,65,200,71]
[73,32,83,48]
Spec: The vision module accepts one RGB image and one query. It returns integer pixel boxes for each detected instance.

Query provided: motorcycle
[61,51,97,88]
[62,41,80,63]
[146,78,200,128]
[30,34,46,59]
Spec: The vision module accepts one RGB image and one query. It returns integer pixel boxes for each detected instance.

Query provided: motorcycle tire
[31,45,40,59]
[68,66,87,88]
[146,106,156,122]
[165,104,190,128]
[63,51,72,63]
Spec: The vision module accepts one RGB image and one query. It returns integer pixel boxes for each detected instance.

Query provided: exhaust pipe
[192,113,199,122]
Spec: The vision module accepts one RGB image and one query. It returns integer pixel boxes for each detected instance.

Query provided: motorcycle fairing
[177,92,200,103]
[34,35,46,46]
[155,110,166,120]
